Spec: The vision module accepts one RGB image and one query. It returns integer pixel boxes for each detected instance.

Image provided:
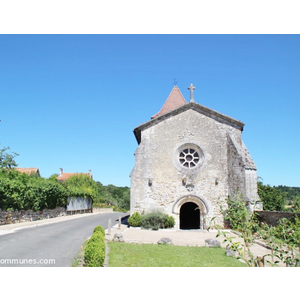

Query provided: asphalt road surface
[0,212,128,267]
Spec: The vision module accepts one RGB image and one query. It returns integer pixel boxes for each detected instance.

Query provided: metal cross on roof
[188,83,196,102]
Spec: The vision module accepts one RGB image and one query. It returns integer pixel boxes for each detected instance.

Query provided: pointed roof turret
[151,86,187,119]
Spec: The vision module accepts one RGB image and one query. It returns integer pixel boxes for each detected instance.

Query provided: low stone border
[0,207,67,226]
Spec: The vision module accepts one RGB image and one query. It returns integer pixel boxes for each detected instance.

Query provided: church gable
[134,88,245,145]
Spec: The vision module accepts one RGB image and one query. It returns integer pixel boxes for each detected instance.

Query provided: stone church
[130,84,260,230]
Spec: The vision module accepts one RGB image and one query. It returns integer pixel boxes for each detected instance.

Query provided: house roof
[134,86,245,144]
[57,171,92,182]
[15,168,40,176]
[151,86,187,119]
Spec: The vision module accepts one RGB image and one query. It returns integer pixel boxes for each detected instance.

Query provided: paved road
[0,212,128,267]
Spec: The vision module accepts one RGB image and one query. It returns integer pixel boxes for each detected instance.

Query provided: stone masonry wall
[255,210,300,227]
[131,109,246,228]
[227,134,246,198]
[0,207,67,226]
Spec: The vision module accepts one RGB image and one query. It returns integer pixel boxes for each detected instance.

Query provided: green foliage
[128,212,143,227]
[84,230,106,267]
[164,215,175,228]
[258,181,286,211]
[93,225,105,236]
[212,196,300,267]
[273,217,300,248]
[0,169,68,211]
[212,196,265,266]
[0,169,128,213]
[64,174,99,201]
[258,220,300,267]
[224,196,250,231]
[128,211,175,230]
[257,184,300,212]
[291,196,300,212]
[94,181,130,211]
[0,145,19,169]
[140,211,175,230]
[274,185,300,201]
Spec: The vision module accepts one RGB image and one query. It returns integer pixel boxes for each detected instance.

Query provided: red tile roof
[151,86,187,119]
[57,170,92,182]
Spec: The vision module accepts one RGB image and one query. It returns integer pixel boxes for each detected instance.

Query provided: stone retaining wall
[0,207,67,226]
[255,210,300,226]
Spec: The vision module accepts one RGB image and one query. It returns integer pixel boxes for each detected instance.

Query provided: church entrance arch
[180,202,200,229]
[172,195,208,230]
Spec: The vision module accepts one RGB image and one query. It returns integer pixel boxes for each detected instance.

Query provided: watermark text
[0,258,56,265]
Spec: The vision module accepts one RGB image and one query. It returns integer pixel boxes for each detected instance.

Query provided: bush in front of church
[128,211,175,229]
[128,212,143,227]
[141,211,175,230]
[164,215,175,228]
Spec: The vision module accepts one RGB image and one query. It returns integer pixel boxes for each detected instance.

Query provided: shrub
[128,212,143,227]
[141,211,174,230]
[224,197,249,230]
[273,217,300,247]
[84,231,106,267]
[164,215,175,228]
[93,225,105,236]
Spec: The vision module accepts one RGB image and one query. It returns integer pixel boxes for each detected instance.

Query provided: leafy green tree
[274,185,300,200]
[64,174,99,201]
[94,181,130,211]
[0,169,68,211]
[0,145,19,168]
[257,181,285,211]
[49,174,59,181]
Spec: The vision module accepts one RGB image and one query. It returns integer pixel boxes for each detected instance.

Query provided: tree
[0,145,19,169]
[64,174,99,201]
[0,168,68,211]
[257,181,285,211]
[94,181,130,211]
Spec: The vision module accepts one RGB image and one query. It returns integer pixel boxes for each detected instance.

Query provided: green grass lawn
[107,242,247,267]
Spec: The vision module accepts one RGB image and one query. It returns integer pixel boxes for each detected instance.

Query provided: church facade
[130,85,260,230]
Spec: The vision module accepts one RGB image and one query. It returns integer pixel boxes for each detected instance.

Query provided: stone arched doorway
[180,202,200,229]
[172,195,208,230]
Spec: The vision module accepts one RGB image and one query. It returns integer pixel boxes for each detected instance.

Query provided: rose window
[179,148,200,168]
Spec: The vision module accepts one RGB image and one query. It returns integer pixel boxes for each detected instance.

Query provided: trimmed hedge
[84,226,106,267]
[93,225,106,236]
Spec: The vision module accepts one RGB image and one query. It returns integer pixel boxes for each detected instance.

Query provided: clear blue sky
[1,34,299,187]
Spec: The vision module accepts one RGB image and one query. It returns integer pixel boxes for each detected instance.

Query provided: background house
[57,168,92,182]
[15,167,41,177]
